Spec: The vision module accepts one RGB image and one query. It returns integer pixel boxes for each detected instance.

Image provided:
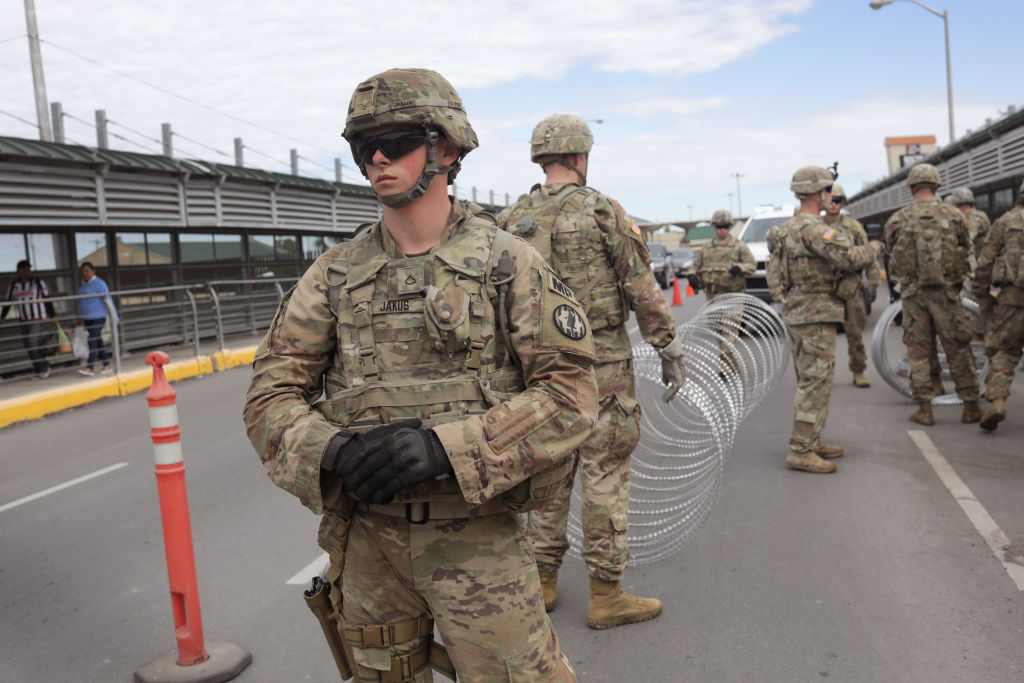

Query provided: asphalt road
[1,289,1022,682]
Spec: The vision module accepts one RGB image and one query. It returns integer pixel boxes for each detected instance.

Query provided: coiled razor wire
[870,297,988,406]
[565,293,789,565]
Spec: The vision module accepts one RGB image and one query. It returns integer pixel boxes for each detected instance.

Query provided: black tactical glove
[321,420,421,489]
[729,265,743,277]
[346,427,454,505]
[686,273,700,291]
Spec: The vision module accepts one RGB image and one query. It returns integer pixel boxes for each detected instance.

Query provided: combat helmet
[906,163,942,189]
[831,183,847,201]
[790,165,834,200]
[949,187,974,205]
[531,114,594,185]
[343,68,477,207]
[711,209,732,226]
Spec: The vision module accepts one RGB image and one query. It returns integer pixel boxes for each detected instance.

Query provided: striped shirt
[3,278,52,321]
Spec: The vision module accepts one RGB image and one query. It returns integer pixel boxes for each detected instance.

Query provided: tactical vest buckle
[406,502,429,524]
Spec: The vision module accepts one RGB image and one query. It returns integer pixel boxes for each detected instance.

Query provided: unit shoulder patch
[552,304,587,340]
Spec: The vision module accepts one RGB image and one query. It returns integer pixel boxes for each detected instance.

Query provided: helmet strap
[376,128,454,208]
[558,156,587,186]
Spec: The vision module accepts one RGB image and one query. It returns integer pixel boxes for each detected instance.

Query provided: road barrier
[134,351,251,683]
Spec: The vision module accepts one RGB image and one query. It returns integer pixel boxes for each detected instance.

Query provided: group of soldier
[243,68,684,682]
[765,162,1024,475]
[241,65,1024,681]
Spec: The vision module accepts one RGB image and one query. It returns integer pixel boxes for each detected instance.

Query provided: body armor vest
[317,207,570,511]
[506,184,628,332]
[783,219,838,293]
[993,209,1024,288]
[699,237,746,293]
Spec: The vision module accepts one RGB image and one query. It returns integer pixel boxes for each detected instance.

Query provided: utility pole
[686,204,694,220]
[23,0,52,141]
[727,192,733,214]
[731,172,744,217]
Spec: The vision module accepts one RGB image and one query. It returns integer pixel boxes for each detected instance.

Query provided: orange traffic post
[672,276,683,306]
[134,351,251,683]
[685,281,696,297]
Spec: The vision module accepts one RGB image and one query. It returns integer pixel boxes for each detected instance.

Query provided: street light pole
[731,173,744,217]
[870,0,954,144]
[23,0,52,141]
[686,204,694,220]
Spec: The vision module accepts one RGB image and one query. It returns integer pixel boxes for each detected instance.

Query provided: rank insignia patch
[552,304,586,340]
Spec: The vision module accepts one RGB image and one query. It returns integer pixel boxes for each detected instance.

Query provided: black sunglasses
[714,224,731,229]
[831,197,845,204]
[353,130,427,167]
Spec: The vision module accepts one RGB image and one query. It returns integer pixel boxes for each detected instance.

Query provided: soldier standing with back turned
[823,184,880,388]
[884,163,982,426]
[772,166,883,474]
[972,178,1024,431]
[497,114,685,629]
[245,69,596,681]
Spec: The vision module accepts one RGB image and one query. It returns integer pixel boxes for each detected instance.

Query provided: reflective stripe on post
[144,351,208,667]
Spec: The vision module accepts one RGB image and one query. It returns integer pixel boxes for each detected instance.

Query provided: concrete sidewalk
[0,334,264,429]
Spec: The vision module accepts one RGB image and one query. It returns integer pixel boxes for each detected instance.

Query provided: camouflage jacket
[497,183,676,362]
[765,225,786,303]
[776,211,881,325]
[967,208,991,259]
[824,214,881,290]
[975,206,1024,307]
[244,200,599,515]
[692,234,755,295]
[884,198,970,299]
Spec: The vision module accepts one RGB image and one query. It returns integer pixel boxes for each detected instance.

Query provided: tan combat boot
[980,398,1007,431]
[539,571,558,613]
[586,577,662,629]
[909,401,934,425]
[785,450,837,473]
[930,376,946,396]
[961,401,982,424]
[814,443,844,459]
[852,372,871,388]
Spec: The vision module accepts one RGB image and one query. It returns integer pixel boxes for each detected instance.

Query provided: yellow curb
[0,347,250,429]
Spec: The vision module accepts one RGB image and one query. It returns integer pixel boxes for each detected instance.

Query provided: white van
[736,204,795,303]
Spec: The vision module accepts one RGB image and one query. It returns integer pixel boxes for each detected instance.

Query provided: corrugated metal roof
[0,134,374,195]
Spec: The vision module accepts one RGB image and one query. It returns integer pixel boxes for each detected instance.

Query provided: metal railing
[0,277,297,378]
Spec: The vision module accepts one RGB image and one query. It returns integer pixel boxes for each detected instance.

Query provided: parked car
[736,205,795,304]
[646,242,675,288]
[671,246,695,277]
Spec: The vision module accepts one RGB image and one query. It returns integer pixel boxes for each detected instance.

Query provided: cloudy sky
[1,0,1020,222]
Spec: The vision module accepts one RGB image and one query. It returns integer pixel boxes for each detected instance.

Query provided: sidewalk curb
[0,345,257,429]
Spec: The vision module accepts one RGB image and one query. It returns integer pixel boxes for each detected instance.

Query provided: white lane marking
[908,430,1024,592]
[0,462,129,514]
[287,552,329,585]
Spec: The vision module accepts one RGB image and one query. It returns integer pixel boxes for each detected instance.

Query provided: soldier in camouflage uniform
[496,114,684,629]
[823,184,881,388]
[688,209,755,373]
[884,163,982,426]
[949,186,994,337]
[972,179,1024,431]
[244,69,597,682]
[771,166,883,474]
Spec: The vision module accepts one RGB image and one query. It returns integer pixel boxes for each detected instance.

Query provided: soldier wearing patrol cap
[770,165,883,473]
[823,184,881,388]
[884,163,981,426]
[971,177,1024,431]
[245,69,595,681]
[497,114,684,629]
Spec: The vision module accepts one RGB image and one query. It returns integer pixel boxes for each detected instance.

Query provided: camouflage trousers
[529,359,640,581]
[342,510,575,682]
[787,322,837,454]
[707,291,744,372]
[984,302,1024,400]
[902,288,979,402]
[844,295,868,374]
